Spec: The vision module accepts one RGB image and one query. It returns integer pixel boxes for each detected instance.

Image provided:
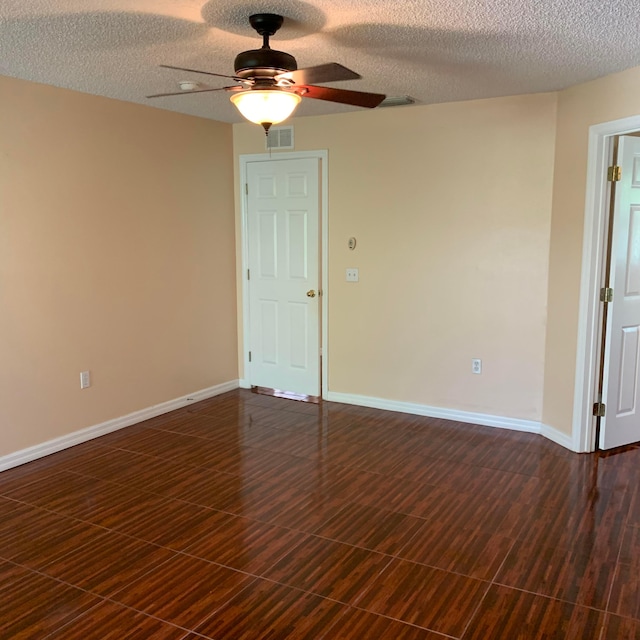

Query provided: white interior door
[600,135,640,449]
[246,157,320,396]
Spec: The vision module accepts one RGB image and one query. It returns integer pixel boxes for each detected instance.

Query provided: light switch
[346,268,359,282]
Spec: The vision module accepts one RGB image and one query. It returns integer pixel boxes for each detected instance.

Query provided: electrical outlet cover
[346,268,359,282]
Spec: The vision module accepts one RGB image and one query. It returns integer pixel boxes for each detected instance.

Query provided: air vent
[378,96,416,108]
[266,126,294,150]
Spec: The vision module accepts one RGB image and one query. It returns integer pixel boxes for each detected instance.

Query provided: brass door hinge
[607,165,621,182]
[600,287,614,303]
[593,402,606,417]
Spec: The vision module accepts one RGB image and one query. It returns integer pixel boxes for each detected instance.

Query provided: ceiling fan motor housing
[234,48,297,78]
[235,14,297,80]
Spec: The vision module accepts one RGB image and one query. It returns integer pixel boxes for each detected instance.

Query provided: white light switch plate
[80,370,91,389]
[346,268,359,282]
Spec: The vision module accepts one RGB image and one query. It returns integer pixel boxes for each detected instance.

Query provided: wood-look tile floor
[1,390,640,639]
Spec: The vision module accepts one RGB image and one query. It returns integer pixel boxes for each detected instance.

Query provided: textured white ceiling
[2,0,640,123]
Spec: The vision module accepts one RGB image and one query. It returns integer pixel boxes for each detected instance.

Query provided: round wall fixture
[348,237,357,250]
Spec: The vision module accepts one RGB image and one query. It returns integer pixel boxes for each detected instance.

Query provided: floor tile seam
[0,498,199,565]
[601,609,640,625]
[176,573,267,636]
[0,520,159,575]
[73,479,284,530]
[65,459,245,491]
[317,509,435,559]
[0,450,112,487]
[39,592,110,640]
[0,556,117,601]
[447,460,546,482]
[0,557,33,593]
[86,593,220,638]
[323,496,433,523]
[214,556,400,612]
[603,518,629,613]
[62,467,189,496]
[449,577,494,640]
[0,467,93,497]
[0,495,127,535]
[604,561,640,620]
[238,454,342,483]
[98,440,239,465]
[154,494,340,535]
[117,426,244,448]
[321,601,459,639]
[489,580,610,612]
[177,524,310,575]
[252,404,323,418]
[4,481,189,528]
[347,494,454,522]
[13,532,181,599]
[486,534,519,585]
[64,503,261,554]
[70,546,192,602]
[351,558,491,638]
[68,447,180,469]
[271,492,362,536]
[362,555,496,588]
[245,444,326,460]
[511,528,627,563]
[302,530,427,561]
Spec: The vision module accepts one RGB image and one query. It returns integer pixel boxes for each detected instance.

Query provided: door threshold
[251,386,321,404]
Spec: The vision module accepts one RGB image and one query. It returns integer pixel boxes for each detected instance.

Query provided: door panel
[247,157,320,396]
[258,212,277,277]
[600,136,640,449]
[617,326,639,414]
[625,208,640,294]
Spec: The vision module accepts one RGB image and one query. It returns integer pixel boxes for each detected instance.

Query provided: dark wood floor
[1,390,640,639]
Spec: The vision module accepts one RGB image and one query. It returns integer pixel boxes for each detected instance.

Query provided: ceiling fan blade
[147,86,241,99]
[277,63,361,85]
[299,85,386,108]
[160,64,242,82]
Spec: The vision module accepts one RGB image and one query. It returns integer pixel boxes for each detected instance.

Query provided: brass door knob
[306,290,316,298]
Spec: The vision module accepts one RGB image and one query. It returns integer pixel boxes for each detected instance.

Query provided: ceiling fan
[147,13,386,133]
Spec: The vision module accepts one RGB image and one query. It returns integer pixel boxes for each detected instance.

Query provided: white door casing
[600,135,640,449]
[245,156,321,396]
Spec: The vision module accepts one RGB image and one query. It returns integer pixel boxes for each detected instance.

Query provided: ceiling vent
[266,125,294,150]
[378,95,416,108]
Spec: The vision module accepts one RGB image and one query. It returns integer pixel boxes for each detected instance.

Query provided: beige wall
[543,65,640,436]
[234,93,558,421]
[0,76,238,457]
[9,58,633,457]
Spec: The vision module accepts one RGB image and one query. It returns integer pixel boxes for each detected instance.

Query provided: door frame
[238,150,329,398]
[574,114,640,452]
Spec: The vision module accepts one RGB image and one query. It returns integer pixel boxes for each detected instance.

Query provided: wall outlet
[346,268,359,282]
[472,359,482,375]
[80,371,91,389]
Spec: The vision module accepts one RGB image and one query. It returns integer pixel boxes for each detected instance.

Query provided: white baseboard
[0,380,239,473]
[326,391,544,433]
[541,423,578,451]
[327,391,579,451]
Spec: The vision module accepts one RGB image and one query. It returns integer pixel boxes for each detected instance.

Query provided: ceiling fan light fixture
[230,89,301,131]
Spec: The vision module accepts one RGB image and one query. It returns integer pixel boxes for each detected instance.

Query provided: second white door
[246,157,320,397]
[600,135,640,449]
